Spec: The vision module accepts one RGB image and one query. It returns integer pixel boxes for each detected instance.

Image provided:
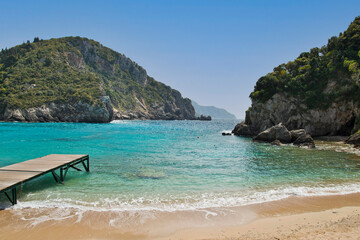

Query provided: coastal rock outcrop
[345,132,360,148]
[240,94,358,137]
[271,140,283,146]
[233,17,360,139]
[293,133,315,148]
[251,123,315,148]
[290,129,307,142]
[0,37,198,122]
[2,99,114,123]
[253,123,292,143]
[232,122,255,136]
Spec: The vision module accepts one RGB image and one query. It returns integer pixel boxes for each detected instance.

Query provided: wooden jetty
[0,154,89,205]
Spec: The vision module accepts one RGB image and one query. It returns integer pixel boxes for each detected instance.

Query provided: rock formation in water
[345,131,360,148]
[251,123,315,148]
[0,37,197,122]
[233,16,360,137]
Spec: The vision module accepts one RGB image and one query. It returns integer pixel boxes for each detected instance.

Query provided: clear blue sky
[1,0,359,118]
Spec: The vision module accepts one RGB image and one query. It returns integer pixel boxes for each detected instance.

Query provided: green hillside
[0,37,195,121]
[250,16,360,109]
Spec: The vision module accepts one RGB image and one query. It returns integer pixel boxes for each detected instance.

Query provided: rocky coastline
[0,100,211,123]
[231,122,315,148]
[0,37,212,123]
[231,17,360,147]
[233,93,357,138]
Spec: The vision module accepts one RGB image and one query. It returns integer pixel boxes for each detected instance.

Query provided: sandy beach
[0,193,360,240]
[166,193,360,240]
[171,206,360,240]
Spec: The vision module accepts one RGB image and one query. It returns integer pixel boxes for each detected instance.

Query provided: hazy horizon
[1,0,360,118]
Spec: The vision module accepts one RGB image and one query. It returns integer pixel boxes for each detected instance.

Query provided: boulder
[271,140,283,146]
[290,129,307,142]
[232,121,255,136]
[293,134,315,148]
[345,132,360,147]
[253,123,292,143]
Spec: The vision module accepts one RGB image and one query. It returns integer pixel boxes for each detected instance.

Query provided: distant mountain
[191,101,237,119]
[0,37,197,122]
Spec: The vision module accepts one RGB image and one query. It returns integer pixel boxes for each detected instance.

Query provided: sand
[167,202,360,240]
[1,193,360,239]
[172,206,360,240]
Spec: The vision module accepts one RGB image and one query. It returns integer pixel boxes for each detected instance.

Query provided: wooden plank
[0,154,89,195]
[36,154,88,162]
[0,154,88,172]
[1,163,69,172]
[0,171,40,192]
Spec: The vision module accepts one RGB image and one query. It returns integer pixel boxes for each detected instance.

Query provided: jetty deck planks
[0,154,89,205]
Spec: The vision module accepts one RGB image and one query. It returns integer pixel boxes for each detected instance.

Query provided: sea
[1,120,360,229]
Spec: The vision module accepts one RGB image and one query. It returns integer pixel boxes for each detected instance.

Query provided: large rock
[345,132,360,147]
[253,123,292,143]
[293,134,315,148]
[290,129,307,142]
[232,121,255,136]
[271,140,283,146]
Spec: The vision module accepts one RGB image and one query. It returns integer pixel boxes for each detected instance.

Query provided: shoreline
[1,193,360,239]
[159,193,360,239]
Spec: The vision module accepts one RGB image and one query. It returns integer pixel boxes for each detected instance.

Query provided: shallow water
[1,120,360,226]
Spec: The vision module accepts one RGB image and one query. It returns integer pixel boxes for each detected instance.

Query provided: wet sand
[166,193,360,240]
[1,193,360,239]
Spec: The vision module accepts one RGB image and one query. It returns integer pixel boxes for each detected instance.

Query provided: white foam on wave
[13,206,84,226]
[10,182,360,227]
[316,143,360,156]
[110,120,132,124]
[13,182,360,213]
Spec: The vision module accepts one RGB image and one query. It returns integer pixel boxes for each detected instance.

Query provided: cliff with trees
[0,37,196,122]
[234,16,360,137]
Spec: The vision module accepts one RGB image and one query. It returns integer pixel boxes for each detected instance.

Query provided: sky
[0,0,359,118]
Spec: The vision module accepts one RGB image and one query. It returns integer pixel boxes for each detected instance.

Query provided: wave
[13,182,360,212]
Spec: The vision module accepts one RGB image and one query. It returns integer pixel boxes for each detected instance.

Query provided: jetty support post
[0,154,89,206]
[51,170,62,184]
[3,188,17,205]
[82,156,90,172]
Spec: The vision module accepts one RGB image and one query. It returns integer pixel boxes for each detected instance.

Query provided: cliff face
[234,17,360,137]
[0,37,196,122]
[241,93,357,137]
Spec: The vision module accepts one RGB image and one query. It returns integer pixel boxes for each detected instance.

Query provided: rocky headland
[232,16,360,146]
[0,37,205,122]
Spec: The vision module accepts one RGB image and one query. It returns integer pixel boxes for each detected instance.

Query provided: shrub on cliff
[250,16,360,109]
[0,37,194,121]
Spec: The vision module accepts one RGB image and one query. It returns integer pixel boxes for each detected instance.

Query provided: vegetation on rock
[250,16,360,109]
[0,36,195,121]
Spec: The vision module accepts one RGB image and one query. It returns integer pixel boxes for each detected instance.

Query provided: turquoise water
[1,120,360,212]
